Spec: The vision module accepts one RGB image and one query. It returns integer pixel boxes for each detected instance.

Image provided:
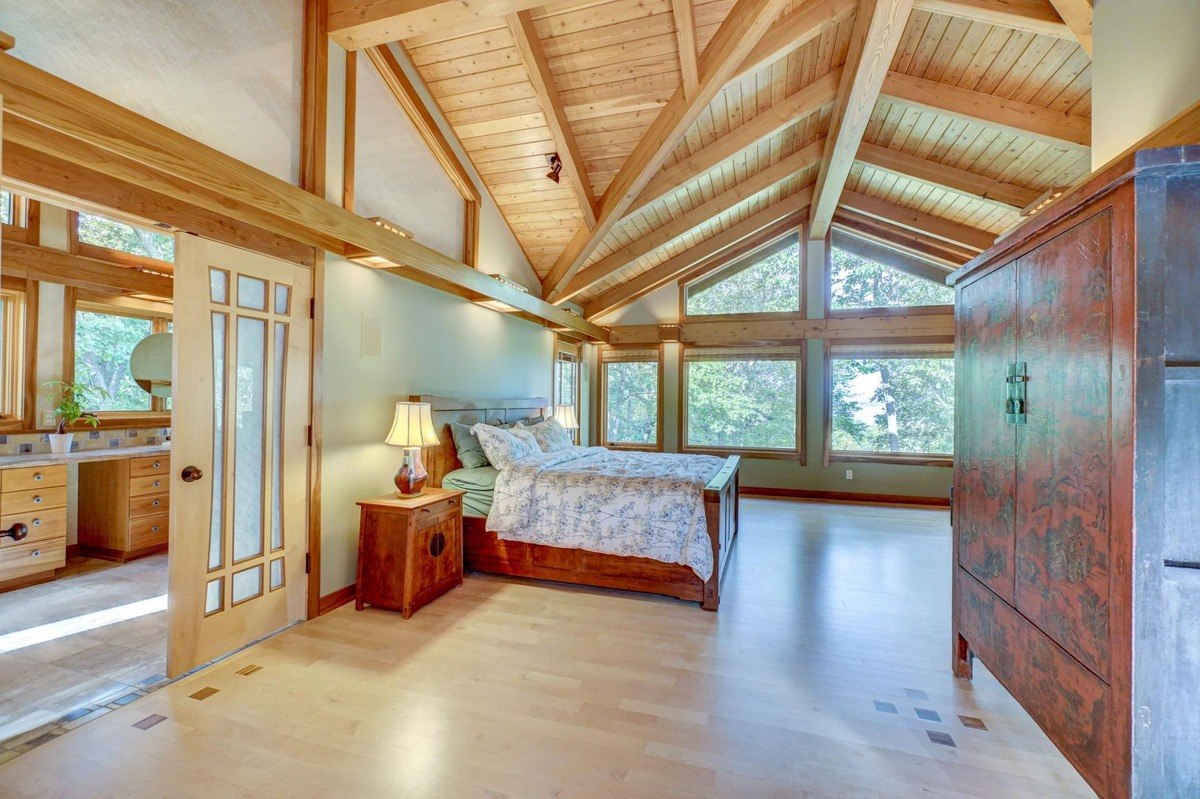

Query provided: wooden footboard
[465,454,741,611]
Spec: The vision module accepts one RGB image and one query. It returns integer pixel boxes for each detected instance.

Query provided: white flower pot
[48,433,74,454]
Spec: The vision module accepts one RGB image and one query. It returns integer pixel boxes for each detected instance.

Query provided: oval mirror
[130,332,173,398]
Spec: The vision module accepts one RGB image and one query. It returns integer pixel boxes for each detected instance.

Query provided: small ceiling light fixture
[1020,186,1069,218]
[546,153,563,184]
[369,216,414,238]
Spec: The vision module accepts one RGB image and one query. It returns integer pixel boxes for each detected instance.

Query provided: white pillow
[522,418,574,452]
[470,423,538,470]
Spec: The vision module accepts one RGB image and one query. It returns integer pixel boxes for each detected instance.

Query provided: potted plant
[44,381,103,454]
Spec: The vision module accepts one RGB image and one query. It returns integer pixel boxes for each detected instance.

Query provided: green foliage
[831,358,954,455]
[74,311,154,412]
[686,242,800,316]
[77,212,175,263]
[555,357,577,407]
[43,380,104,433]
[829,247,952,310]
[686,359,796,449]
[0,191,11,226]
[605,362,658,445]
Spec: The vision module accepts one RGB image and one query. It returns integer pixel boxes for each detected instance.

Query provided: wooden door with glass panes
[168,236,311,677]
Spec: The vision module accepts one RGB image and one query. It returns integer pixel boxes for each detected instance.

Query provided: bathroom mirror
[130,332,172,398]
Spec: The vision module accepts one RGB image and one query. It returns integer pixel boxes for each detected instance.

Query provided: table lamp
[552,404,579,443]
[384,401,440,496]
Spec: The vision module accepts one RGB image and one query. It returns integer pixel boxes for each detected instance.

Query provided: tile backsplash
[0,428,171,456]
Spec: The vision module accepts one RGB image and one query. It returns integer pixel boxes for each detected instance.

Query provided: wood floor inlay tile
[873,700,899,714]
[927,730,956,747]
[132,714,166,730]
[235,664,262,676]
[916,707,942,722]
[960,715,989,730]
[188,687,219,701]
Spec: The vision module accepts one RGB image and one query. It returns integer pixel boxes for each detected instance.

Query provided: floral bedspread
[486,447,724,581]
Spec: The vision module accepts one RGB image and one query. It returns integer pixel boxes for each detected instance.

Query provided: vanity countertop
[0,443,171,469]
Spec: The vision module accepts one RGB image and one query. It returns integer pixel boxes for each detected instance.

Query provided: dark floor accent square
[959,715,988,730]
[927,730,956,747]
[916,708,942,723]
[111,692,141,706]
[873,701,898,714]
[905,688,929,700]
[236,664,262,676]
[133,714,167,731]
[190,687,219,701]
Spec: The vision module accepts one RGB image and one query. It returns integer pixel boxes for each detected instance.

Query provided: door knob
[2,522,28,542]
[181,465,204,483]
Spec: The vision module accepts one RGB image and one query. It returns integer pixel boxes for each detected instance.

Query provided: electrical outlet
[845,469,854,480]
[41,411,56,427]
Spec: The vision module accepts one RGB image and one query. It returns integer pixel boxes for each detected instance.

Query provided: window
[74,211,175,267]
[683,347,803,457]
[553,337,581,443]
[0,192,37,244]
[0,286,30,425]
[72,300,172,415]
[684,235,801,316]
[829,245,953,311]
[828,343,954,464]
[599,347,661,449]
[0,191,12,226]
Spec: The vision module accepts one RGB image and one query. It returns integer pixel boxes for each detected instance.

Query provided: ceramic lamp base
[394,448,428,497]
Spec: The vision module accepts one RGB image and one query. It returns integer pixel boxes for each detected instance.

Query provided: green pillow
[449,422,489,468]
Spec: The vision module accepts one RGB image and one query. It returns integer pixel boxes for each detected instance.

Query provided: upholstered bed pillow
[449,422,490,468]
[470,423,539,470]
[522,418,574,452]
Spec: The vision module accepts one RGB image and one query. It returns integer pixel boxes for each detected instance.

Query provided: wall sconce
[546,153,563,184]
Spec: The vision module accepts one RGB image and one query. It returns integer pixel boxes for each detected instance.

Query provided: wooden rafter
[839,189,996,252]
[1046,0,1092,55]
[809,0,915,239]
[0,31,14,51]
[629,70,840,219]
[329,0,545,50]
[541,0,793,303]
[672,0,699,100]
[731,0,859,88]
[854,141,1040,210]
[835,209,977,265]
[881,71,1091,150]
[300,0,329,198]
[559,143,823,303]
[830,227,954,284]
[506,10,597,228]
[912,0,1073,40]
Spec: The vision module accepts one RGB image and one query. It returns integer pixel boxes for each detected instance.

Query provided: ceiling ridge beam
[854,141,1041,210]
[541,0,794,303]
[672,0,700,99]
[881,70,1091,150]
[1046,0,1092,55]
[629,69,841,218]
[329,0,546,50]
[506,10,598,228]
[809,0,916,239]
[912,0,1072,40]
[558,142,822,303]
[839,189,996,251]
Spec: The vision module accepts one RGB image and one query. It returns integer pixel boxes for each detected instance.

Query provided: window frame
[598,344,663,452]
[69,210,176,273]
[825,237,954,319]
[823,338,954,468]
[65,289,173,426]
[552,335,582,445]
[0,277,37,433]
[1,192,40,246]
[680,232,805,321]
[679,345,806,461]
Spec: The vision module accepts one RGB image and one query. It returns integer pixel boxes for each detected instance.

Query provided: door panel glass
[231,565,263,605]
[205,578,223,615]
[271,322,287,552]
[233,316,266,562]
[237,275,267,311]
[274,284,291,315]
[209,312,227,571]
[270,558,284,591]
[210,269,229,304]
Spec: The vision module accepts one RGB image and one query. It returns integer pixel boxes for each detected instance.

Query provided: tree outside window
[685,356,798,451]
[74,310,155,411]
[77,212,175,263]
[829,246,952,310]
[686,239,800,316]
[831,356,954,456]
[603,360,658,447]
[0,191,12,226]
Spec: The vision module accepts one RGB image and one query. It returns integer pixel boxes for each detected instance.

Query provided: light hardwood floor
[0,500,1095,798]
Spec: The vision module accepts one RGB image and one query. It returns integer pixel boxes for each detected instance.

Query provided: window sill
[683,446,804,462]
[602,443,662,453]
[65,413,171,431]
[826,305,954,319]
[829,451,952,468]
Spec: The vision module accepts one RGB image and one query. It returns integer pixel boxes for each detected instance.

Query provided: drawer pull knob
[151,525,161,533]
[32,518,41,527]
[152,500,161,507]
[421,508,430,514]
[32,495,42,504]
[2,522,28,541]
[449,499,457,505]
[153,462,161,468]
[33,473,43,482]
[31,549,40,557]
[152,480,161,488]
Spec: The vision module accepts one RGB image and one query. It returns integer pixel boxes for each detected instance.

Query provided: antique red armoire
[949,145,1200,799]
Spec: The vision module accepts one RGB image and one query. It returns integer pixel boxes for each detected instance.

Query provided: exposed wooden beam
[731,0,859,86]
[1,237,175,297]
[364,44,480,202]
[583,199,808,320]
[0,31,15,52]
[630,70,840,218]
[607,311,955,346]
[830,227,952,285]
[329,0,545,50]
[0,52,606,341]
[300,0,329,198]
[542,0,792,302]
[1046,0,1092,55]
[912,0,1072,39]
[835,209,976,266]
[672,0,700,99]
[506,10,597,228]
[881,71,1091,150]
[559,144,822,303]
[839,189,996,252]
[809,0,915,239]
[342,49,357,211]
[855,141,1040,210]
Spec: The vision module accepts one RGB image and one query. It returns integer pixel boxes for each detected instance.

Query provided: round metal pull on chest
[33,473,43,482]
[428,532,446,558]
[32,496,42,504]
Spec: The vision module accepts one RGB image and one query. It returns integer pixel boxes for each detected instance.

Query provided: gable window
[73,211,176,270]
[684,235,801,317]
[599,347,661,450]
[71,297,172,416]
[683,347,803,458]
[829,244,952,312]
[827,341,954,466]
[553,337,581,443]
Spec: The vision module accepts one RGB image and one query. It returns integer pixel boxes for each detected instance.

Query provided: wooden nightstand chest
[355,487,466,617]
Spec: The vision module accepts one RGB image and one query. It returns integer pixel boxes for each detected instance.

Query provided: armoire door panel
[1015,211,1113,681]
[955,265,1018,602]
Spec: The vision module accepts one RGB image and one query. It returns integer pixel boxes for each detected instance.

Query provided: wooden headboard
[412,395,550,487]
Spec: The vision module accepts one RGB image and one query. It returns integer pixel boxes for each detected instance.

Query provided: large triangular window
[684,234,801,317]
[829,231,953,311]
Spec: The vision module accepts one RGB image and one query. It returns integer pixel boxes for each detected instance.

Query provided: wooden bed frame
[413,395,740,610]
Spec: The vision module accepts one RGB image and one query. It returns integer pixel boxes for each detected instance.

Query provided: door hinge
[305,553,311,574]
[309,297,316,319]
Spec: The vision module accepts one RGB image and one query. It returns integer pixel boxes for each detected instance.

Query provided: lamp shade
[551,404,579,430]
[384,402,439,448]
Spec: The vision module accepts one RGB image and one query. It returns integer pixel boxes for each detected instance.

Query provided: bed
[414,395,740,611]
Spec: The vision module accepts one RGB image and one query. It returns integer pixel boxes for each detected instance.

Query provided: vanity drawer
[2,485,68,515]
[130,455,171,478]
[0,507,67,548]
[130,474,169,497]
[0,536,66,580]
[2,465,68,493]
[129,514,169,551]
[130,492,169,518]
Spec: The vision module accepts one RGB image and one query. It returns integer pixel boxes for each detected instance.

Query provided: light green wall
[318,255,554,594]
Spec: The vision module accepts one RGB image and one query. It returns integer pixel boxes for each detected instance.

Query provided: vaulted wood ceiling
[330,0,1092,319]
